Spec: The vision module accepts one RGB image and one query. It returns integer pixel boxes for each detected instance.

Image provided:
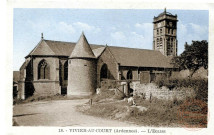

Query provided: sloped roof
[44,40,75,56]
[108,46,173,68]
[69,33,96,59]
[157,11,174,17]
[13,71,20,83]
[92,46,106,58]
[28,40,55,56]
[20,60,30,70]
[156,8,175,17]
[27,40,104,57]
[26,37,173,68]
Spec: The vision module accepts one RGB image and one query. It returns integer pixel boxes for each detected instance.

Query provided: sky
[13,9,208,70]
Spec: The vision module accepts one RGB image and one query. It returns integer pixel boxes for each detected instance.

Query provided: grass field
[77,80,208,127]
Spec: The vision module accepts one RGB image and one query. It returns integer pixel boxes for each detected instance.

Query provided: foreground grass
[77,89,208,127]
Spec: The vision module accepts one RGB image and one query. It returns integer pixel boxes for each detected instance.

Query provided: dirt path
[13,99,137,127]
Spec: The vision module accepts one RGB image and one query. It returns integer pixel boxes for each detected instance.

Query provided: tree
[172,40,208,77]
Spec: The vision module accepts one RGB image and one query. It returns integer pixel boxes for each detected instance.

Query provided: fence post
[89,98,93,106]
[150,92,152,103]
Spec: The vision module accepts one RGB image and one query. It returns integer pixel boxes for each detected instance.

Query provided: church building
[17,9,178,99]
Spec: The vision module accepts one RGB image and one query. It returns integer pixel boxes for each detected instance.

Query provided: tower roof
[157,8,174,17]
[69,32,96,59]
[153,8,178,23]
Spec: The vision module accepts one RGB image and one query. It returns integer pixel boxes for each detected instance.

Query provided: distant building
[17,9,178,99]
[13,71,20,98]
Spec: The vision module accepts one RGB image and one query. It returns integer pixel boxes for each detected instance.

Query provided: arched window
[100,64,108,80]
[38,59,50,79]
[127,70,133,80]
[64,61,68,80]
[168,28,170,34]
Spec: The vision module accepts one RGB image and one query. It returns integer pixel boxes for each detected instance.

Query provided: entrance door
[59,60,68,95]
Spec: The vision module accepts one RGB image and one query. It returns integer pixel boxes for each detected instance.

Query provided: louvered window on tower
[160,38,162,47]
[157,38,159,47]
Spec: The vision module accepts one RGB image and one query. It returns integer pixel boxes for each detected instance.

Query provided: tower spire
[69,33,96,59]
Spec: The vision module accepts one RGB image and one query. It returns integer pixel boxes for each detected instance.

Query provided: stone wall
[33,81,60,96]
[31,57,61,96]
[131,81,195,101]
[97,47,119,87]
[67,58,97,96]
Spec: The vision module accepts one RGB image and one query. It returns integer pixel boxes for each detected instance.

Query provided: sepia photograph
[4,1,213,135]
[12,8,208,128]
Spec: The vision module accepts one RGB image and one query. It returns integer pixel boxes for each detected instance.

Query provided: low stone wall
[100,79,118,89]
[131,81,195,101]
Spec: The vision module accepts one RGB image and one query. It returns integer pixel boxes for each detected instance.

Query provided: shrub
[194,79,208,102]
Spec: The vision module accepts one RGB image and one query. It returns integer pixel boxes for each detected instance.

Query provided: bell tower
[153,8,178,56]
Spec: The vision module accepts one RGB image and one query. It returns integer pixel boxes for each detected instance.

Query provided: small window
[160,29,162,34]
[157,29,159,35]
